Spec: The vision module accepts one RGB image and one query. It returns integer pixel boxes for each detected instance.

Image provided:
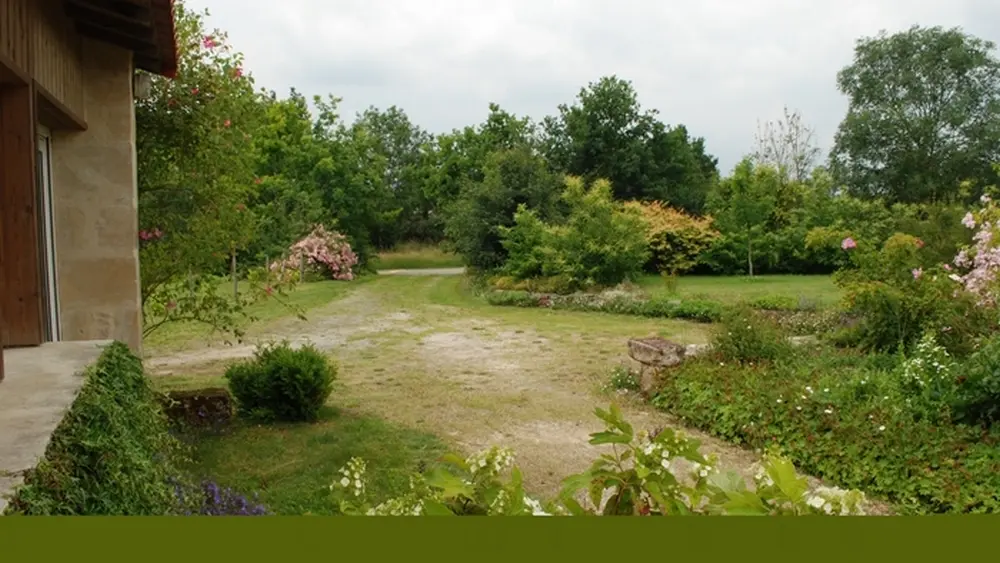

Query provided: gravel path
[378,268,465,276]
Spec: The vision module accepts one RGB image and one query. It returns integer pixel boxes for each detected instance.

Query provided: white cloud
[187,0,1000,173]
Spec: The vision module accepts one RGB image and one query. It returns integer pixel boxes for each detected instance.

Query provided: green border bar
[0,516,992,560]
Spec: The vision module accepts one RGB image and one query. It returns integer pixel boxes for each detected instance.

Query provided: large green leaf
[422,499,456,516]
[424,467,474,499]
[722,491,770,515]
[768,457,808,502]
[589,431,632,445]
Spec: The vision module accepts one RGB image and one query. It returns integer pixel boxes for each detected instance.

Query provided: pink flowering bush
[833,232,992,355]
[273,225,358,281]
[951,194,1000,306]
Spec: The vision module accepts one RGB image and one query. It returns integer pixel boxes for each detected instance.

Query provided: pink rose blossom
[912,268,923,280]
[202,36,217,49]
[962,212,976,229]
[841,237,857,250]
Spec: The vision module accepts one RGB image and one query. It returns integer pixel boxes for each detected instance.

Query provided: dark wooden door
[0,83,44,347]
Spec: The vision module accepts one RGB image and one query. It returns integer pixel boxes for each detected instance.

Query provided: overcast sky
[186,0,1000,174]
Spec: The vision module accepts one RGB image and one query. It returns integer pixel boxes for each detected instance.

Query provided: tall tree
[706,159,780,277]
[444,147,562,271]
[353,106,434,246]
[830,25,1000,204]
[136,2,264,301]
[247,90,326,264]
[752,106,821,182]
[428,103,540,238]
[542,76,718,212]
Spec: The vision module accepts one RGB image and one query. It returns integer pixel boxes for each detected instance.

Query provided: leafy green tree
[427,104,539,211]
[706,159,780,277]
[542,76,718,211]
[246,90,326,266]
[444,147,562,271]
[136,1,272,338]
[352,106,435,246]
[830,25,1000,204]
[308,95,395,268]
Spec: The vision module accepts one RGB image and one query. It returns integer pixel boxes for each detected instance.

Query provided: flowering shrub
[833,232,992,355]
[603,364,641,394]
[897,333,960,422]
[172,480,268,516]
[273,225,358,281]
[330,404,868,516]
[137,3,266,341]
[623,200,719,275]
[952,193,1000,306]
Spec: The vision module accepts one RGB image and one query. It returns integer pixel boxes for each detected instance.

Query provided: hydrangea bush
[273,225,358,281]
[330,404,868,516]
[952,193,1000,306]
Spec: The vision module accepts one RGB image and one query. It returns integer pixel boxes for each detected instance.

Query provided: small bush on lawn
[7,342,183,515]
[712,306,795,365]
[225,341,336,422]
[653,342,1000,513]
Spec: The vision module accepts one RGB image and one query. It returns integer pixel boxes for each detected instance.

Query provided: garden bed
[651,346,1000,514]
[483,285,852,331]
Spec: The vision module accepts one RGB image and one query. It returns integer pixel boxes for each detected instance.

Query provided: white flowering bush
[898,332,959,416]
[330,404,869,516]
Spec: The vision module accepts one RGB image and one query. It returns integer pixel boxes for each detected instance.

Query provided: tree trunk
[231,246,238,300]
[747,231,754,278]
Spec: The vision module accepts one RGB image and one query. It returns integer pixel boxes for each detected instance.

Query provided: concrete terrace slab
[0,340,111,514]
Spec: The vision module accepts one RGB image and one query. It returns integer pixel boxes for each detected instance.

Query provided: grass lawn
[181,407,446,515]
[638,274,841,308]
[376,242,463,270]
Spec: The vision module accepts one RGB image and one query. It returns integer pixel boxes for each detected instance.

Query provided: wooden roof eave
[62,0,178,78]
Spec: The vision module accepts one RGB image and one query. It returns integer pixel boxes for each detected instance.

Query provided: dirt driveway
[147,274,890,512]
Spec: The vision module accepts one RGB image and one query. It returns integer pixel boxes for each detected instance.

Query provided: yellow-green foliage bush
[625,200,719,275]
